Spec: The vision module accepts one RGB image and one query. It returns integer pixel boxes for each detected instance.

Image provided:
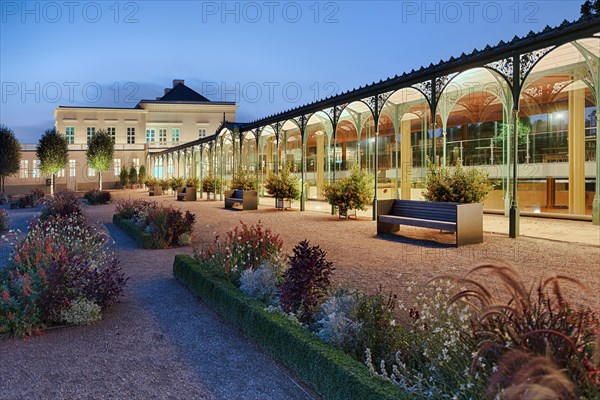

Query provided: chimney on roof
[173,79,185,87]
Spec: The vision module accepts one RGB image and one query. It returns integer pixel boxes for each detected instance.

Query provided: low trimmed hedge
[112,214,153,249]
[173,254,409,400]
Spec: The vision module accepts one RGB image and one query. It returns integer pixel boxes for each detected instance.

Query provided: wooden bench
[224,189,258,210]
[377,199,483,246]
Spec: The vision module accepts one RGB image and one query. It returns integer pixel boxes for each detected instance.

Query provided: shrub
[119,168,128,187]
[195,221,283,283]
[128,166,138,186]
[60,297,102,325]
[447,263,600,399]
[138,165,146,185]
[147,206,196,249]
[423,160,493,203]
[170,176,184,191]
[14,188,45,209]
[265,168,300,200]
[84,189,111,205]
[323,167,374,214]
[185,177,199,188]
[231,169,257,191]
[114,199,154,222]
[279,240,334,324]
[159,179,169,191]
[239,262,280,303]
[177,232,192,246]
[40,190,82,220]
[315,289,362,352]
[0,209,8,232]
[202,175,222,193]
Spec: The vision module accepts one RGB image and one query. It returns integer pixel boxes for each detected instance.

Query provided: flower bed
[178,221,600,399]
[0,191,127,339]
[173,254,405,400]
[113,199,195,249]
[84,189,111,205]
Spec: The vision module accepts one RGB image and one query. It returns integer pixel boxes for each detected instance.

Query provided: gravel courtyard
[1,190,598,399]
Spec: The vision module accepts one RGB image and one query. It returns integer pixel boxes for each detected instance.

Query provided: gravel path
[0,201,318,400]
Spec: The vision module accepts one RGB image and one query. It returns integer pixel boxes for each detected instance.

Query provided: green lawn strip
[173,254,410,400]
[112,214,153,249]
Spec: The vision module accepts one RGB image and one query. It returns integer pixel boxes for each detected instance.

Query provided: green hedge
[173,254,410,400]
[112,214,153,249]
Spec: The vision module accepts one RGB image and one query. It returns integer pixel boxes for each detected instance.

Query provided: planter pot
[149,185,163,196]
[276,198,292,210]
[338,208,357,220]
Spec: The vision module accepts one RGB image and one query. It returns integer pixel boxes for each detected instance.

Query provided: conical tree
[36,128,68,196]
[86,129,114,191]
[0,125,21,193]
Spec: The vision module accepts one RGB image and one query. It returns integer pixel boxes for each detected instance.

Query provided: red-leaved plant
[279,240,334,324]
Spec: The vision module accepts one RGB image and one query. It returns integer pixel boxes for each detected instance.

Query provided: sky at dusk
[0,0,584,143]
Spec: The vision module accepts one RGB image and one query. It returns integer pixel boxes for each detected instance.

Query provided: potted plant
[265,168,300,210]
[147,177,162,196]
[119,168,129,189]
[138,165,147,188]
[423,160,493,203]
[171,177,185,198]
[160,179,170,194]
[128,166,138,189]
[230,168,257,191]
[202,175,223,200]
[225,168,258,210]
[184,177,199,201]
[323,167,374,219]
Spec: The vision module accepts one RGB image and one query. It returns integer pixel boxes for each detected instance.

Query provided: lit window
[57,168,65,178]
[199,128,206,138]
[32,159,40,178]
[159,129,167,143]
[127,127,136,144]
[132,158,139,172]
[69,160,76,177]
[172,128,180,143]
[146,129,156,143]
[113,158,121,176]
[20,160,28,179]
[65,127,75,144]
[167,158,173,176]
[87,127,95,143]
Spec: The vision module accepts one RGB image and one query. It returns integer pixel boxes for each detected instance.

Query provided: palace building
[6,80,237,193]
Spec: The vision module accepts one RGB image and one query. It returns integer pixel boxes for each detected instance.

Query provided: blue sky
[0,0,583,143]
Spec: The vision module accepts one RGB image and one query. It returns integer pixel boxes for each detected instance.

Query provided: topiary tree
[36,128,68,196]
[119,168,128,188]
[128,165,138,188]
[0,125,21,193]
[138,165,146,186]
[86,129,114,191]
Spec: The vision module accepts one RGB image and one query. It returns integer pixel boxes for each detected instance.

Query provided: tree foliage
[86,130,114,174]
[36,128,68,181]
[0,125,21,193]
[86,130,114,191]
[580,0,600,16]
